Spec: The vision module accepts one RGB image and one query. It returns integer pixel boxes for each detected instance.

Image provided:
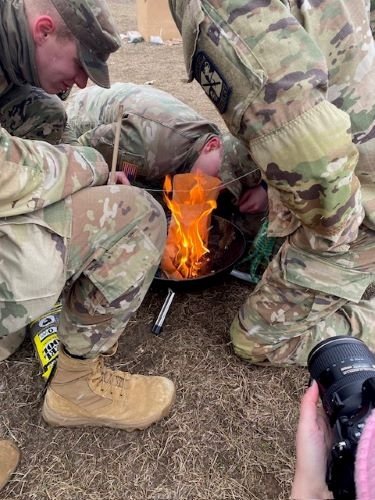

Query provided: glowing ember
[161,172,221,279]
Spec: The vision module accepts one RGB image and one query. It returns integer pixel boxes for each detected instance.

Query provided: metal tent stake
[152,288,176,335]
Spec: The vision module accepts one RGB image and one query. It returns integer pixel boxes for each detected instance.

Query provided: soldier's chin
[40,81,62,96]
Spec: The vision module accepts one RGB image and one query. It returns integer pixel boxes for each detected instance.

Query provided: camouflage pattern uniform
[0,1,167,359]
[64,82,261,200]
[169,0,375,365]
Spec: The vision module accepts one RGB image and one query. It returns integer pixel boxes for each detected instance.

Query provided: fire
[161,172,221,279]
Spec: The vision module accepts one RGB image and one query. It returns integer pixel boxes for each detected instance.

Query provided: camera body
[308,336,375,500]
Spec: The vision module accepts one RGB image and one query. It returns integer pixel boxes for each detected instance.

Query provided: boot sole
[42,385,176,432]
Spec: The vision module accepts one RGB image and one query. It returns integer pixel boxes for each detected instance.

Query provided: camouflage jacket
[0,1,109,324]
[65,82,261,197]
[169,0,375,252]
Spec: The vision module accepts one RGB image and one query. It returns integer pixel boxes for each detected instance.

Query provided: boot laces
[92,357,132,396]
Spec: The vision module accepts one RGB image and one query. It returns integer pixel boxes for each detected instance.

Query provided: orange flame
[161,172,221,279]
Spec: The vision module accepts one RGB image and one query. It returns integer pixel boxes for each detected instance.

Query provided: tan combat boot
[0,329,26,361]
[0,440,21,491]
[42,348,176,431]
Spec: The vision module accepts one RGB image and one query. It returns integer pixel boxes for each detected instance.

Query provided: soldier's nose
[75,71,89,89]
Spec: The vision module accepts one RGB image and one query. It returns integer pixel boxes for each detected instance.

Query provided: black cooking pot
[153,215,246,292]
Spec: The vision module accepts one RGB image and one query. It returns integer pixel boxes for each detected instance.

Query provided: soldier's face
[34,33,89,94]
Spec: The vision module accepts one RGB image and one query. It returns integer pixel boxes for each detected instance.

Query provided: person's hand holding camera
[291,381,334,499]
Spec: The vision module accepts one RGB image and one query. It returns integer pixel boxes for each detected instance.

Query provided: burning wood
[161,172,221,280]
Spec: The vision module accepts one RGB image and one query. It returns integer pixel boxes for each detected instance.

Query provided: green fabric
[241,219,277,284]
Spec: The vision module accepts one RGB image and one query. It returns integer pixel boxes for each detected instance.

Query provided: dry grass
[0,1,307,498]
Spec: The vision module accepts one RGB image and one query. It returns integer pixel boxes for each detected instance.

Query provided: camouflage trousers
[0,85,67,144]
[230,225,375,365]
[0,186,166,358]
[60,185,166,357]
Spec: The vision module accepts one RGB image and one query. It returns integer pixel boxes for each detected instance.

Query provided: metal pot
[153,215,246,292]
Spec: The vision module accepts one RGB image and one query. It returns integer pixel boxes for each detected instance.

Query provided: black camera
[307,336,375,500]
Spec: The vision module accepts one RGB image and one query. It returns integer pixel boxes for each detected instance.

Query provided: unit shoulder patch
[193,52,231,114]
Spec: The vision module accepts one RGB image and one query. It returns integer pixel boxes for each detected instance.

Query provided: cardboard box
[136,0,181,41]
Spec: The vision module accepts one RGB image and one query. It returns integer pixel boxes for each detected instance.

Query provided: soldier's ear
[203,136,222,153]
[31,16,56,46]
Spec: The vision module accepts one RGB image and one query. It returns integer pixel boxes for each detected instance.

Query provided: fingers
[306,379,320,401]
[115,171,130,185]
[237,185,269,213]
[299,380,320,421]
[238,200,255,213]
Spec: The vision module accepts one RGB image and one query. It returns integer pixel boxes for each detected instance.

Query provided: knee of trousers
[229,315,309,366]
[65,187,168,312]
[229,314,269,363]
[229,307,312,365]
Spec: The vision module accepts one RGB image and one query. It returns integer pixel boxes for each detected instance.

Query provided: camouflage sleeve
[220,133,261,200]
[0,126,109,217]
[75,123,123,171]
[169,0,364,249]
[60,122,81,146]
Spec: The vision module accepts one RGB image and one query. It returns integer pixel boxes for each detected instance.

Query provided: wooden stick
[108,104,124,185]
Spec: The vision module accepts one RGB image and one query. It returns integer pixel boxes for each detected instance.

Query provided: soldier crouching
[169,0,375,365]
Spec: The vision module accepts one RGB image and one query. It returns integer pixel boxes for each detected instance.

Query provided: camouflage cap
[50,0,121,88]
[219,133,261,200]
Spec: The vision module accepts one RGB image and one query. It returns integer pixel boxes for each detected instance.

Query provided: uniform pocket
[284,245,374,303]
[83,225,161,305]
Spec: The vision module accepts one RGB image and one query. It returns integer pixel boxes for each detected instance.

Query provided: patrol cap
[50,0,122,88]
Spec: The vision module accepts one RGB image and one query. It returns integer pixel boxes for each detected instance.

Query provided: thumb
[300,380,320,421]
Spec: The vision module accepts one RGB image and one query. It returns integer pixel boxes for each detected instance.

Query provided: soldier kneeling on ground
[0,0,175,491]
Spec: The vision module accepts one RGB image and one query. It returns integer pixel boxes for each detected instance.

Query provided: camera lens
[308,336,375,421]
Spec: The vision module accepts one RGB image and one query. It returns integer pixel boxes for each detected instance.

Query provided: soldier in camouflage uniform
[64,82,267,213]
[169,0,375,365]
[0,0,90,144]
[0,4,176,486]
[0,0,125,364]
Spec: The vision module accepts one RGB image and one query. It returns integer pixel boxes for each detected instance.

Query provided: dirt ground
[0,1,308,499]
